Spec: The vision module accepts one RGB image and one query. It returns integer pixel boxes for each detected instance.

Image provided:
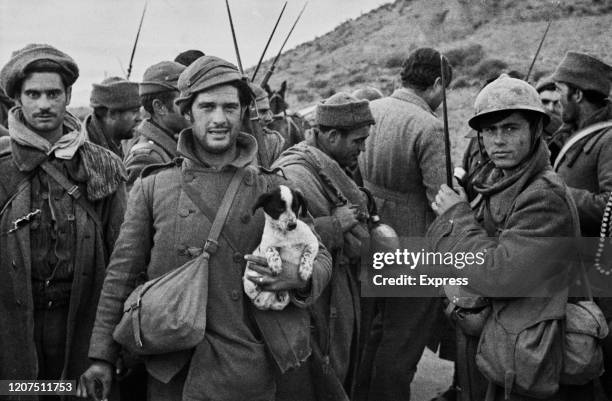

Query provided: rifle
[260,2,308,88]
[252,1,288,82]
[225,0,244,75]
[524,2,558,81]
[126,1,148,80]
[440,54,453,187]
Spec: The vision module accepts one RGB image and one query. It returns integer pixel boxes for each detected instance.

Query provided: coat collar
[177,129,258,170]
[136,119,178,158]
[390,87,436,116]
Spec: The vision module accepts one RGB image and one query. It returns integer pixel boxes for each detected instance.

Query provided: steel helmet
[468,73,549,130]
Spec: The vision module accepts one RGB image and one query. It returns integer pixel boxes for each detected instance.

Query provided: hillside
[251,0,612,162]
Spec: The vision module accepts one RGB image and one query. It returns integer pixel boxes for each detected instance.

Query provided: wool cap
[315,92,375,129]
[90,76,140,110]
[0,43,79,98]
[250,83,270,110]
[139,61,185,96]
[469,73,549,130]
[175,55,252,114]
[551,51,612,96]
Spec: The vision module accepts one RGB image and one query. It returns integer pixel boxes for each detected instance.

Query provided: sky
[0,0,391,107]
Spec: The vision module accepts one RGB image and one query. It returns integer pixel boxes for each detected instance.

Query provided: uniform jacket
[553,102,612,237]
[88,131,332,401]
[359,88,446,237]
[0,119,126,400]
[273,139,369,389]
[123,118,178,188]
[428,140,584,401]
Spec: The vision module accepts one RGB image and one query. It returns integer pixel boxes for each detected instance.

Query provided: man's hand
[431,184,468,216]
[332,204,360,232]
[77,360,113,400]
[244,255,310,291]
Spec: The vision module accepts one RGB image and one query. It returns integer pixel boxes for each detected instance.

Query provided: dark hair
[93,106,108,119]
[537,82,556,93]
[18,59,70,95]
[400,48,452,91]
[183,81,251,116]
[141,91,177,114]
[566,83,608,108]
[317,125,349,137]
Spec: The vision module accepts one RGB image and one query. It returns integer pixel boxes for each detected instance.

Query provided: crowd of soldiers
[0,36,611,401]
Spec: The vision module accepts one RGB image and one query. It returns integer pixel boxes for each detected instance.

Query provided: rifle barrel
[127,1,148,80]
[225,0,244,75]
[524,19,552,82]
[440,54,452,187]
[252,1,287,82]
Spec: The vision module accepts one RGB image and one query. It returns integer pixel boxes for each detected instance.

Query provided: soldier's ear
[573,88,584,103]
[252,192,272,215]
[293,189,309,217]
[65,86,72,106]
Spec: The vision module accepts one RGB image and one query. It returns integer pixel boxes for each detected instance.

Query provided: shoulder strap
[181,168,247,255]
[128,140,172,164]
[0,171,35,218]
[553,121,612,170]
[40,161,102,228]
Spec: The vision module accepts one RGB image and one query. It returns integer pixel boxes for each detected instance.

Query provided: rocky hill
[251,0,612,161]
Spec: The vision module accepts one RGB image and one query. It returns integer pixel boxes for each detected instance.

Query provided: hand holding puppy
[244,254,310,291]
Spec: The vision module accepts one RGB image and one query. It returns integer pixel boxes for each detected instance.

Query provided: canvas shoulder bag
[112,167,246,355]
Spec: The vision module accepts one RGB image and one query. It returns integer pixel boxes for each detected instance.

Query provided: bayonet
[261,1,308,88]
[225,0,244,75]
[127,1,148,80]
[252,1,287,82]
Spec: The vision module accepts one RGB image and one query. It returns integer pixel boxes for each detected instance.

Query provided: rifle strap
[553,121,612,171]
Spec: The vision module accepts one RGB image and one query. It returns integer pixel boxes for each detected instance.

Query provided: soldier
[85,76,141,158]
[356,47,451,401]
[551,51,612,399]
[273,92,375,399]
[535,76,563,161]
[0,86,15,131]
[80,55,332,401]
[123,61,188,188]
[428,73,591,401]
[0,44,126,399]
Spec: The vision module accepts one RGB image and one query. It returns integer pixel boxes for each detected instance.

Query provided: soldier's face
[190,85,243,154]
[556,82,578,125]
[18,72,70,135]
[480,112,532,170]
[111,107,141,140]
[539,90,561,116]
[163,92,189,133]
[328,125,370,169]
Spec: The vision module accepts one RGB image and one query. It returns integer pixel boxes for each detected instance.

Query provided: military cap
[535,75,557,93]
[175,55,252,114]
[0,43,79,98]
[469,73,549,130]
[90,76,140,110]
[315,92,375,129]
[551,51,612,96]
[139,61,185,96]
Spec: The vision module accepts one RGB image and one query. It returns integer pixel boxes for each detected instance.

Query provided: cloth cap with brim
[0,43,79,98]
[139,61,186,96]
[175,55,252,114]
[469,73,549,130]
[90,76,140,110]
[250,83,270,110]
[315,92,375,130]
[551,51,612,96]
[535,75,556,92]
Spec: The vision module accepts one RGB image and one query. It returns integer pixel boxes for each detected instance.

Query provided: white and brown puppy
[244,184,319,310]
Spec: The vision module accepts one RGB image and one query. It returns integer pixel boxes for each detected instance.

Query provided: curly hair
[400,48,453,91]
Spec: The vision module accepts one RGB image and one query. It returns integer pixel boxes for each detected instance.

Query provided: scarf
[84,113,123,158]
[8,106,84,159]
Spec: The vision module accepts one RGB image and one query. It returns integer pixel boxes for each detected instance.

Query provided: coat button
[233,252,243,263]
[178,208,190,217]
[15,299,22,306]
[47,301,53,309]
[230,290,240,301]
[240,214,250,224]
[244,172,254,186]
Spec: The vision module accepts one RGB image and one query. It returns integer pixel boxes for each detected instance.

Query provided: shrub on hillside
[383,52,406,69]
[308,79,329,89]
[349,74,367,85]
[450,75,477,89]
[445,43,485,69]
[471,58,509,80]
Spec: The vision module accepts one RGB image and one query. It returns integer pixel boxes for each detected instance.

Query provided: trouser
[34,304,68,401]
[354,297,444,401]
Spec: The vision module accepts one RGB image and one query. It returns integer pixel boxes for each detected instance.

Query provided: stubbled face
[329,125,370,169]
[255,185,305,233]
[112,107,142,140]
[190,85,243,154]
[556,82,581,125]
[480,112,532,170]
[539,89,561,116]
[161,92,189,133]
[18,72,70,135]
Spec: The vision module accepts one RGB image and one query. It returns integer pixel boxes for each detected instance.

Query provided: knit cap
[0,43,79,98]
[175,55,252,114]
[315,92,375,129]
[90,76,140,110]
[551,51,612,96]
[139,61,185,96]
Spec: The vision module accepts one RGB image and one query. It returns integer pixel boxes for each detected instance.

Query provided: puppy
[244,185,319,310]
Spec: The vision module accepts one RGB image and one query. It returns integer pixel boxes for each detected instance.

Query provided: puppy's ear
[252,192,272,215]
[294,189,309,217]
